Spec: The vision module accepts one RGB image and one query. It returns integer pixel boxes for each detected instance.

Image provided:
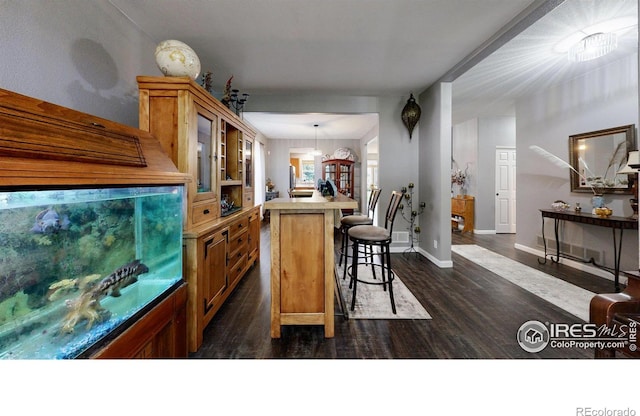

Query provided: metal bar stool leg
[385,243,396,314]
[350,239,359,310]
[339,225,347,267]
[343,226,350,282]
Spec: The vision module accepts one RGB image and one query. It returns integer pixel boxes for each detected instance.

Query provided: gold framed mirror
[569,124,637,194]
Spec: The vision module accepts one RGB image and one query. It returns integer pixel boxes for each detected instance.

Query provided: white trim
[514,243,618,282]
[390,246,454,268]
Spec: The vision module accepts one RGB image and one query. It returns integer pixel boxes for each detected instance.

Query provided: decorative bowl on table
[595,207,613,217]
[551,201,570,211]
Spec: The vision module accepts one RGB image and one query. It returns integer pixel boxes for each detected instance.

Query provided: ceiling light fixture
[312,124,322,156]
[567,32,618,62]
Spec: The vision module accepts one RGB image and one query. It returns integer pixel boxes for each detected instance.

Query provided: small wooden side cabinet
[451,195,474,233]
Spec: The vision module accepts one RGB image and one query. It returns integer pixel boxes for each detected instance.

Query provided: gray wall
[1,0,159,127]
[5,1,636,273]
[264,137,360,196]
[452,117,516,232]
[477,117,516,231]
[517,53,639,271]
[1,1,423,255]
[418,82,453,266]
[250,94,420,251]
[452,118,478,198]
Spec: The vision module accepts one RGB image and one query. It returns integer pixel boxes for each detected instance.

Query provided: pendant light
[312,124,322,156]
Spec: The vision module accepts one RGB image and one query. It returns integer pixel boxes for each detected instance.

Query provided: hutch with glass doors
[0,87,190,359]
[322,158,355,214]
[137,76,260,353]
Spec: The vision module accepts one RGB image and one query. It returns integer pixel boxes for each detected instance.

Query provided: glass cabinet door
[245,138,253,188]
[196,109,217,197]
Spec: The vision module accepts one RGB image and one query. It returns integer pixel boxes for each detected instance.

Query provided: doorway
[365,137,379,220]
[495,147,516,233]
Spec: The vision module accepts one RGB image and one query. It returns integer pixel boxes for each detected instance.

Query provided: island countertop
[264,190,358,210]
[267,189,357,338]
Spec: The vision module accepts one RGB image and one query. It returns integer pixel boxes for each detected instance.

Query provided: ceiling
[111,0,638,140]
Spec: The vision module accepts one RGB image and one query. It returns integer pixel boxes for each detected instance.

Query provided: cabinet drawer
[229,243,246,265]
[228,216,249,237]
[451,199,464,213]
[192,202,218,225]
[229,230,248,254]
[243,192,253,207]
[229,253,247,286]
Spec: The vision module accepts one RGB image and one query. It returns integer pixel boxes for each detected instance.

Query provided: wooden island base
[265,191,357,338]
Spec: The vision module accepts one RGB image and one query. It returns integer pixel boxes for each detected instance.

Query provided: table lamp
[617,150,639,219]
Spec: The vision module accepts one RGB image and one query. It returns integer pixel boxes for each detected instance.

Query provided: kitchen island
[264,191,358,338]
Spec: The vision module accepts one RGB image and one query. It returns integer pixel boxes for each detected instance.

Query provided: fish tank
[0,185,184,359]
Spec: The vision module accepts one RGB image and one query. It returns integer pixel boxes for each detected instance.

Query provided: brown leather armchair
[590,274,640,358]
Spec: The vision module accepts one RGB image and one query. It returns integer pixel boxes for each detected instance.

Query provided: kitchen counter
[265,190,357,209]
[264,190,357,338]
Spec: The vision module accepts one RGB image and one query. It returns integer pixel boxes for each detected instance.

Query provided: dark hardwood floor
[190,223,619,359]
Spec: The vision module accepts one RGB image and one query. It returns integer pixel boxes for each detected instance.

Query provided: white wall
[0,0,159,127]
[517,53,639,271]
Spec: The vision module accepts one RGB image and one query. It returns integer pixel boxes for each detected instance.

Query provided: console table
[451,195,474,233]
[539,209,637,292]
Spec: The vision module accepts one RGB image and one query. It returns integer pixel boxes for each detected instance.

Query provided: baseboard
[390,245,453,268]
[473,229,496,235]
[513,243,617,282]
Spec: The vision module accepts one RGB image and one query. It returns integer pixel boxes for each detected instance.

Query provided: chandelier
[568,32,618,62]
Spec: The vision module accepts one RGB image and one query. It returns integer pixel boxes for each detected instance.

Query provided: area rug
[451,245,594,321]
[335,263,432,320]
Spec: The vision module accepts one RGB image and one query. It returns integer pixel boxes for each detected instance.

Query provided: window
[301,160,315,183]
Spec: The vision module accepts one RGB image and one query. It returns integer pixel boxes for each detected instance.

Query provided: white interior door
[495,147,516,233]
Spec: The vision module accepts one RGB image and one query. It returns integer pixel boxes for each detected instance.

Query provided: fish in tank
[0,185,184,359]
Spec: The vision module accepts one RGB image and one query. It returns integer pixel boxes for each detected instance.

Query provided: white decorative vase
[154,40,201,80]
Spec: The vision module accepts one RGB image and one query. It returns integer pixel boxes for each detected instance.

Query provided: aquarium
[0,185,184,359]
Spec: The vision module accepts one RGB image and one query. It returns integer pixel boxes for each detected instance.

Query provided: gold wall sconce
[401,93,421,139]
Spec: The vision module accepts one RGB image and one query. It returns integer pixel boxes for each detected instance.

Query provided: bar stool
[346,190,404,314]
[338,188,382,280]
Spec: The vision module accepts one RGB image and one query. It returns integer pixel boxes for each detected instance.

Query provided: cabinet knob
[203,209,210,214]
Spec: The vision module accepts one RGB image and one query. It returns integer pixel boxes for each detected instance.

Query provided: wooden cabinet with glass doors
[137,76,259,352]
[322,158,354,213]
